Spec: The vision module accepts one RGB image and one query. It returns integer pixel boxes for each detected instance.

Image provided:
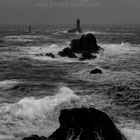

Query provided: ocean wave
[0,80,21,89]
[99,42,140,55]
[22,44,82,62]
[21,41,140,64]
[3,35,48,43]
[83,31,106,35]
[0,86,79,120]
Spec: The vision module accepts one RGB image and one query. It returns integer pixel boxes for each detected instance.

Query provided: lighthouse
[68,19,82,33]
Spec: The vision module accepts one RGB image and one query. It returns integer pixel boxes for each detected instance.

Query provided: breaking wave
[0,86,79,120]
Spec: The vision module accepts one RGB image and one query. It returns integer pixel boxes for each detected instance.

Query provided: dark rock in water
[90,68,102,74]
[11,85,26,91]
[58,33,102,60]
[48,108,126,140]
[68,19,82,33]
[79,52,97,61]
[45,53,55,58]
[58,47,77,58]
[23,108,126,140]
[23,135,47,140]
[35,53,55,58]
[36,53,44,56]
[70,33,101,54]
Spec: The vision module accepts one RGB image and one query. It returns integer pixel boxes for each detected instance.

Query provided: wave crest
[0,86,79,120]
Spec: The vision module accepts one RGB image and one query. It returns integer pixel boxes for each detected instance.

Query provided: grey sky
[0,0,139,24]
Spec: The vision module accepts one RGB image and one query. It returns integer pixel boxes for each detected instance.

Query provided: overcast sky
[0,0,139,25]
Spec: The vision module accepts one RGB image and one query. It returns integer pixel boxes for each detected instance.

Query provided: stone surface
[58,34,102,60]
[45,53,55,58]
[90,68,102,74]
[58,47,77,58]
[70,34,101,54]
[48,108,126,140]
[23,135,47,140]
[79,52,97,61]
[23,108,126,140]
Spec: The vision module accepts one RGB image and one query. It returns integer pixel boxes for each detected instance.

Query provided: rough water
[0,24,140,140]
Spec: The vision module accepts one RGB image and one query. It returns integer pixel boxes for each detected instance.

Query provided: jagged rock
[59,34,101,59]
[36,53,44,56]
[45,53,55,58]
[35,53,55,58]
[90,68,102,74]
[23,135,47,140]
[58,47,77,58]
[70,34,101,54]
[79,52,96,61]
[48,108,126,140]
[22,108,126,140]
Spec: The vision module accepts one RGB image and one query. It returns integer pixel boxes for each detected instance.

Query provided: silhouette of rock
[79,52,97,61]
[36,53,44,56]
[70,34,101,54]
[11,85,26,91]
[35,53,55,58]
[68,19,82,33]
[90,68,102,74]
[58,47,77,58]
[45,53,55,58]
[23,135,47,140]
[59,34,101,59]
[48,108,126,140]
[22,108,126,140]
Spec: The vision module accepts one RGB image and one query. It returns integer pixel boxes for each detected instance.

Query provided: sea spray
[0,86,79,120]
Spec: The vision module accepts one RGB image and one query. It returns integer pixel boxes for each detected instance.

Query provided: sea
[0,24,139,140]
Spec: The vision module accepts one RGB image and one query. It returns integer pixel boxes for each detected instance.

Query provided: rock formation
[70,33,100,54]
[45,53,55,58]
[79,52,97,61]
[58,47,77,58]
[23,108,126,140]
[58,33,101,60]
[90,68,102,74]
[23,135,47,140]
[48,108,126,140]
[68,19,82,33]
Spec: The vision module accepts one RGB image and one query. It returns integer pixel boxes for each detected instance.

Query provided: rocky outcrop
[48,108,126,140]
[45,53,55,58]
[90,68,102,74]
[70,33,100,54]
[58,47,77,58]
[23,108,126,140]
[23,135,47,140]
[79,52,96,61]
[36,53,55,58]
[58,33,102,60]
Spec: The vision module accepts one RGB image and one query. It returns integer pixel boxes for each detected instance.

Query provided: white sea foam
[83,31,106,35]
[0,86,79,120]
[99,42,140,55]
[0,80,21,89]
[4,35,47,42]
[22,44,81,62]
[122,128,140,140]
[4,36,33,42]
